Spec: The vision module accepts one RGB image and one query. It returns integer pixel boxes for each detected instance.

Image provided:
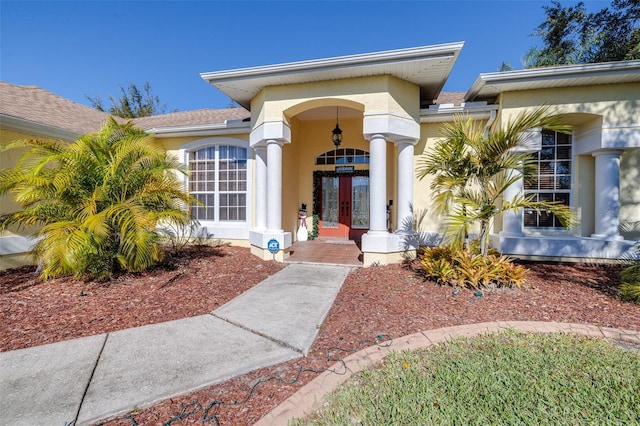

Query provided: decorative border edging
[254,321,640,426]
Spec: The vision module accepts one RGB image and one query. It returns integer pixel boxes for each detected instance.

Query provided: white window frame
[523,129,575,234]
[179,137,252,239]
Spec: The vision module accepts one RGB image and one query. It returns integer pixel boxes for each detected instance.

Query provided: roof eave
[145,120,251,138]
[201,42,464,110]
[0,114,80,140]
[465,60,640,102]
[419,102,499,123]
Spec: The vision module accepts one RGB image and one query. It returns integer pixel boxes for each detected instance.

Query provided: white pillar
[254,146,267,231]
[592,149,623,239]
[368,134,388,234]
[500,166,525,236]
[395,139,415,233]
[266,139,283,232]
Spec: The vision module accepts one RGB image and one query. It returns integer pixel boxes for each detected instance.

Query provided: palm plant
[0,118,194,280]
[417,106,576,256]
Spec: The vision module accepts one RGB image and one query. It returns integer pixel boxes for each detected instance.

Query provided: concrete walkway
[0,263,352,426]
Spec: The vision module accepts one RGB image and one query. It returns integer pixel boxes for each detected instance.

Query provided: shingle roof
[132,108,250,130]
[0,81,251,136]
[434,92,466,105]
[0,81,115,135]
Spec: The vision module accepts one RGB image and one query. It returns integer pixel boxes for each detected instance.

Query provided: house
[1,42,639,269]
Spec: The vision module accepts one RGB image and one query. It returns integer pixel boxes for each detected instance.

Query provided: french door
[319,174,369,239]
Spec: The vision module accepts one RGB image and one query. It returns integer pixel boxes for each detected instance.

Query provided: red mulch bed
[2,247,639,425]
[1,245,284,351]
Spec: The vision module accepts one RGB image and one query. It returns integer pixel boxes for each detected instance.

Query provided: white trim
[362,112,420,141]
[0,235,34,255]
[145,120,251,138]
[202,43,463,81]
[466,60,640,101]
[419,102,499,123]
[250,120,291,147]
[179,137,252,241]
[0,114,80,140]
[522,129,575,233]
[201,43,464,109]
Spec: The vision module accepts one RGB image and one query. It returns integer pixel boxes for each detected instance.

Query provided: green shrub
[620,261,640,303]
[420,245,527,289]
[0,119,194,280]
[307,214,320,240]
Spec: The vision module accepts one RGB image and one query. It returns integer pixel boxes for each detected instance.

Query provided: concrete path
[0,263,352,426]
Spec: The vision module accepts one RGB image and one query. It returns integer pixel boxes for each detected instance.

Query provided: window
[523,130,571,228]
[188,145,247,222]
[316,148,369,165]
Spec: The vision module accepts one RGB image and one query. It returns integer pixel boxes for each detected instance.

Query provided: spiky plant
[417,106,576,256]
[0,118,194,280]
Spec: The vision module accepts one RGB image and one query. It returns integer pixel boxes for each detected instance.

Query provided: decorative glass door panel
[318,173,369,239]
[321,176,338,228]
[351,176,369,229]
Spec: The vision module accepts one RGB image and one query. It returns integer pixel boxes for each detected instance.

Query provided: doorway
[316,171,369,239]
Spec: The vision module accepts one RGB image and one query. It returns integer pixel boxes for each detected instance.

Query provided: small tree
[0,118,194,280]
[86,81,172,118]
[417,106,576,256]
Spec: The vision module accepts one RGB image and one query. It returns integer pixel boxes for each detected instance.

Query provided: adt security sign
[267,238,280,254]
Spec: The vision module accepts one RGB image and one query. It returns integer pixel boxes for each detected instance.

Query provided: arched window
[316,148,369,165]
[523,129,572,228]
[187,144,248,222]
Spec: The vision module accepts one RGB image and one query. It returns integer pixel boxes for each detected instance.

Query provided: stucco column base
[361,231,418,266]
[249,230,292,262]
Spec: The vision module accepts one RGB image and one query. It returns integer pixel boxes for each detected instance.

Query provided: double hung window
[188,145,247,222]
[523,130,572,228]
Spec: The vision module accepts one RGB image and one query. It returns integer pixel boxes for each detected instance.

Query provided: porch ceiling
[201,43,464,110]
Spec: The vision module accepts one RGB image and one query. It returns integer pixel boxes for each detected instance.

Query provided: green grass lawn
[293,330,640,425]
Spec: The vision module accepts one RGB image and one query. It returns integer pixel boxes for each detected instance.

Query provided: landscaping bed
[0,245,284,352]
[1,248,639,425]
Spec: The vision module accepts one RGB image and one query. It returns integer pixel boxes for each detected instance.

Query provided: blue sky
[1,0,610,112]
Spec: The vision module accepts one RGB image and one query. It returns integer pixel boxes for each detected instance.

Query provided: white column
[254,146,267,231]
[395,139,415,233]
[368,134,388,234]
[500,166,525,236]
[592,149,623,239]
[266,139,283,232]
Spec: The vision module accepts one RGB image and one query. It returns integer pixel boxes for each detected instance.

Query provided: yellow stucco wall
[0,130,49,237]
[621,149,640,239]
[413,122,445,234]
[252,75,420,126]
[284,112,399,239]
[497,83,640,239]
[498,83,639,127]
[1,130,60,268]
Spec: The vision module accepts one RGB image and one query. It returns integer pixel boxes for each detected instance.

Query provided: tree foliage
[417,106,576,256]
[0,118,194,280]
[524,0,640,67]
[86,81,172,118]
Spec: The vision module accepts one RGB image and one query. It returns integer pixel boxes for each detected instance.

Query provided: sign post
[267,238,280,261]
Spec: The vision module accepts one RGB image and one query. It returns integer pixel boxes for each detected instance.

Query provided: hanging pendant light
[332,106,343,148]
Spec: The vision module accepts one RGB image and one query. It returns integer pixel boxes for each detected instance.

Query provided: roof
[0,81,251,139]
[133,108,250,130]
[201,43,464,109]
[466,60,640,102]
[433,92,466,106]
[0,81,115,138]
